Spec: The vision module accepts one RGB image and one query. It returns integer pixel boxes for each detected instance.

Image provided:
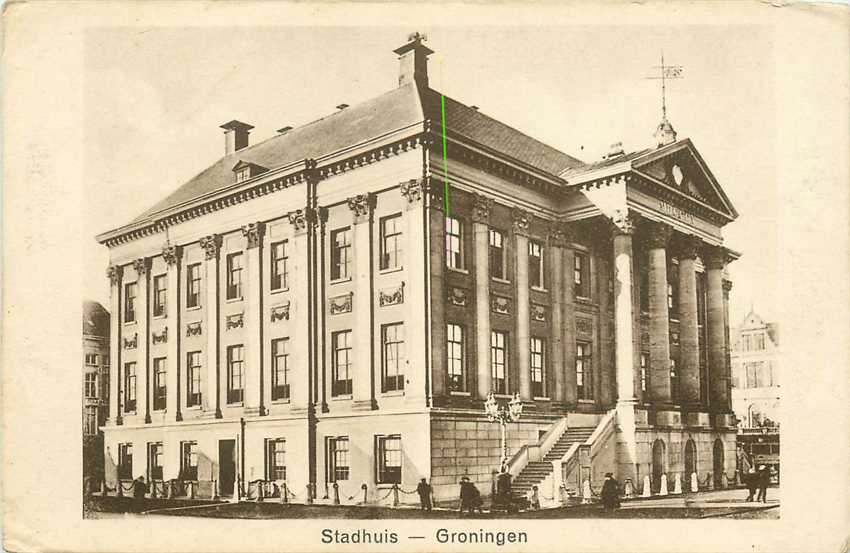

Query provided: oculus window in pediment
[635,149,728,212]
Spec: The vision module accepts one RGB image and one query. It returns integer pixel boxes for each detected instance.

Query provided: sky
[83,25,776,326]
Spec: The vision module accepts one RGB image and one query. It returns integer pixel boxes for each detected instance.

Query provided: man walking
[745,467,757,502]
[756,465,770,503]
[458,477,483,514]
[416,478,433,511]
[600,472,621,512]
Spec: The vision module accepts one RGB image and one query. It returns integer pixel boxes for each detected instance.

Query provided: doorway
[712,439,725,489]
[684,439,697,491]
[651,439,665,493]
[219,439,236,497]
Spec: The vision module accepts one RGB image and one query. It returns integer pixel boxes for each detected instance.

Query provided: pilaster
[242,222,265,416]
[199,234,222,418]
[425,179,447,399]
[107,265,123,425]
[287,209,311,413]
[133,257,152,423]
[548,227,566,404]
[162,245,183,421]
[400,180,427,404]
[472,194,493,399]
[513,208,532,401]
[348,194,377,411]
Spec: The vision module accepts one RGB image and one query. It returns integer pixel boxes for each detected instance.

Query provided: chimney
[276,126,293,134]
[220,120,254,155]
[335,103,349,111]
[393,32,434,88]
[605,141,625,159]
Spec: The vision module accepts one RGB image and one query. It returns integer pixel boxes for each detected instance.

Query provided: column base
[352,399,378,412]
[144,414,152,424]
[115,417,123,426]
[200,409,223,420]
[243,406,264,417]
[175,412,183,422]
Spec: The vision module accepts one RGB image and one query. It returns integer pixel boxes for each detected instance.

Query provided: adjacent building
[96,35,741,502]
[731,309,779,428]
[83,300,110,491]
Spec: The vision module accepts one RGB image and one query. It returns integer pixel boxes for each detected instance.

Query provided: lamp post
[484,392,523,471]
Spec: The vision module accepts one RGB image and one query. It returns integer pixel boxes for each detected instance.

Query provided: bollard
[102,478,108,497]
[672,473,682,495]
[189,481,195,499]
[333,482,340,505]
[624,478,634,499]
[659,474,668,496]
[116,480,124,498]
[392,484,400,507]
[213,480,219,500]
[720,472,729,490]
[641,475,652,498]
[306,484,314,505]
[151,480,158,499]
[258,481,265,502]
[581,479,592,504]
[706,473,714,491]
[690,472,698,492]
[361,483,368,505]
[323,482,330,500]
[282,482,289,505]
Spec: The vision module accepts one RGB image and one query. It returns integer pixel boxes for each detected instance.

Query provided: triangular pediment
[631,140,738,220]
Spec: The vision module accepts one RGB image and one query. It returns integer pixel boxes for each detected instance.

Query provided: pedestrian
[416,478,433,511]
[756,465,770,503]
[132,475,147,499]
[458,477,483,514]
[600,472,621,512]
[745,467,757,502]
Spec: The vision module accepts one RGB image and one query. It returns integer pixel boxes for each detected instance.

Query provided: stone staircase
[511,426,596,500]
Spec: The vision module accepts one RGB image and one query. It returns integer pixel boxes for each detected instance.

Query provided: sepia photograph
[4,2,849,552]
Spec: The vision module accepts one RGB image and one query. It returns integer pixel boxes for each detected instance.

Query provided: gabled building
[731,310,779,428]
[96,35,740,502]
[83,300,110,491]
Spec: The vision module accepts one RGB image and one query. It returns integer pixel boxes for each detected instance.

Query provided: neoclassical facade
[97,35,740,502]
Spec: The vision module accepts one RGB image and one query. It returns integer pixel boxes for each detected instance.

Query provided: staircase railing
[506,416,569,477]
[557,409,617,494]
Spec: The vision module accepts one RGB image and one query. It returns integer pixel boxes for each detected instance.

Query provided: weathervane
[646,51,684,121]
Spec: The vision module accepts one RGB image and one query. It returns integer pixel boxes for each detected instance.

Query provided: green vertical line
[440,94,450,216]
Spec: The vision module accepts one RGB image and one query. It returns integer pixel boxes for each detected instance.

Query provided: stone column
[677,236,701,406]
[426,181,447,400]
[513,209,532,401]
[597,250,614,407]
[400,181,427,404]
[349,194,377,411]
[199,234,222,418]
[645,221,672,403]
[472,194,493,399]
[722,278,734,412]
[242,222,265,416]
[162,246,183,421]
[548,228,567,404]
[562,235,577,406]
[133,257,152,423]
[106,265,123,425]
[287,210,311,412]
[704,246,729,412]
[612,214,637,405]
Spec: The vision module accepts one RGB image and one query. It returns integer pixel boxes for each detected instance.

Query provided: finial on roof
[646,52,683,148]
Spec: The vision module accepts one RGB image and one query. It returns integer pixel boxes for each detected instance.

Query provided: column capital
[471,194,494,224]
[199,234,222,260]
[241,221,266,249]
[611,209,637,236]
[703,245,727,269]
[511,208,531,237]
[644,220,672,249]
[287,208,309,235]
[722,279,733,294]
[399,179,424,204]
[347,193,376,223]
[106,264,123,285]
[132,257,151,276]
[162,245,183,266]
[317,206,329,225]
[676,234,701,260]
[547,225,569,248]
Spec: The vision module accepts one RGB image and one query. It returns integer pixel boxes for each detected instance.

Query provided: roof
[83,300,110,337]
[121,82,585,230]
[559,148,652,179]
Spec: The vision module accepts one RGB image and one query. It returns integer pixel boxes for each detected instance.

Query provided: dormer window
[232,160,267,184]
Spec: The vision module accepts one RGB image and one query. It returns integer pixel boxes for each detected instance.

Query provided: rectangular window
[153,274,167,317]
[640,353,649,393]
[84,405,98,435]
[328,437,350,482]
[124,362,137,412]
[235,167,251,183]
[382,323,405,392]
[270,241,289,291]
[574,253,589,298]
[529,241,544,289]
[576,342,593,400]
[124,282,137,323]
[445,217,464,270]
[226,253,243,300]
[85,373,98,399]
[272,338,290,400]
[85,353,98,365]
[746,362,757,388]
[266,438,286,481]
[756,333,765,350]
[331,228,352,280]
[380,214,403,270]
[186,351,202,407]
[148,442,163,480]
[227,345,244,404]
[491,330,508,395]
[186,263,202,308]
[180,441,198,480]
[447,323,466,392]
[118,443,133,480]
[332,330,353,396]
[530,337,545,397]
[376,435,402,484]
[101,373,110,404]
[153,357,166,411]
[488,229,505,280]
[670,358,679,400]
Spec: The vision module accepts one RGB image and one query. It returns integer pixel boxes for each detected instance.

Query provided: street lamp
[484,392,523,470]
